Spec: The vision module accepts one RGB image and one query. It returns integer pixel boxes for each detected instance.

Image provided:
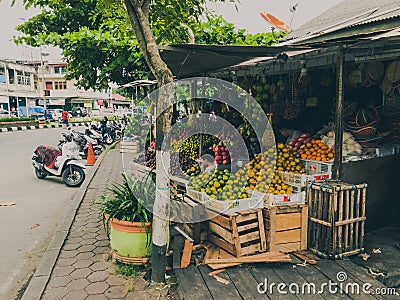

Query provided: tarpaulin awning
[159,44,312,78]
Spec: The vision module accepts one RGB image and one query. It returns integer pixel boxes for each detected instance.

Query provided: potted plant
[98,173,155,258]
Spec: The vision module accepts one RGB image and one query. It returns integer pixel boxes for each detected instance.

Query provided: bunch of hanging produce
[171,134,218,158]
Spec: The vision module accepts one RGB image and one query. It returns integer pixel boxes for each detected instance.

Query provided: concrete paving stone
[87,270,110,283]
[85,227,99,233]
[72,259,94,269]
[52,266,75,277]
[79,238,97,246]
[78,244,96,252]
[90,261,110,272]
[62,243,81,251]
[59,249,80,259]
[73,220,89,228]
[48,275,72,288]
[42,286,69,299]
[95,239,110,247]
[70,268,92,280]
[65,278,90,291]
[64,290,88,300]
[130,277,149,291]
[69,229,85,238]
[86,294,108,300]
[83,232,98,239]
[85,282,109,295]
[105,285,128,298]
[57,257,77,267]
[76,251,95,260]
[125,291,150,300]
[86,221,100,228]
[66,236,83,244]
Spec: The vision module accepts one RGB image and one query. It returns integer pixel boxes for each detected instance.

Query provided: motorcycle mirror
[67,126,71,130]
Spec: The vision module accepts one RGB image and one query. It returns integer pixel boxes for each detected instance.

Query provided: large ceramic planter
[109,218,152,258]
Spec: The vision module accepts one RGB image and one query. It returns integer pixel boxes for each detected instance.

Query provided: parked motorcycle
[32,141,86,187]
[60,128,104,158]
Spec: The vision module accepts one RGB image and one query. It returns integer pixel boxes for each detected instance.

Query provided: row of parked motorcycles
[32,120,126,187]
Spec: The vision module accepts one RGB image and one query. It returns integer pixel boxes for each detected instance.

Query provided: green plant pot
[109,218,152,258]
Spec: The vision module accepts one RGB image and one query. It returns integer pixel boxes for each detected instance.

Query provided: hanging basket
[385,60,400,83]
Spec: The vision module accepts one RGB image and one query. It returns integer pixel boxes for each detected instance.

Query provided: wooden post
[333,48,344,180]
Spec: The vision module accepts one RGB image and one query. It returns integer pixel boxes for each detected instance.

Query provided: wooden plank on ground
[204,244,241,269]
[171,235,185,269]
[226,266,270,299]
[175,264,213,299]
[292,252,317,265]
[198,265,242,300]
[249,263,299,300]
[205,251,291,264]
[314,260,379,300]
[180,239,193,268]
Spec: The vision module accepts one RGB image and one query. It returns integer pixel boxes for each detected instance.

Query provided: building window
[0,67,6,84]
[17,71,24,85]
[23,73,31,86]
[8,69,14,84]
[54,81,67,90]
[46,81,53,90]
[54,66,67,74]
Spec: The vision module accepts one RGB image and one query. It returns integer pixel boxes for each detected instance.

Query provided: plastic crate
[202,192,264,215]
[276,170,330,186]
[300,159,333,177]
[264,191,306,207]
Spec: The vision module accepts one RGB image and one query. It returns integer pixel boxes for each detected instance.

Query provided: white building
[0,58,109,117]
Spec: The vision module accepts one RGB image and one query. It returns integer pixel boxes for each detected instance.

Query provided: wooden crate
[174,196,208,244]
[262,204,308,253]
[207,209,266,257]
[307,181,367,259]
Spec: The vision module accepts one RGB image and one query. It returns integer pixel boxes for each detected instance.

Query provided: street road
[0,126,87,299]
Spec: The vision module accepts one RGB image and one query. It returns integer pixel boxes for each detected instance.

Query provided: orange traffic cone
[86,143,96,166]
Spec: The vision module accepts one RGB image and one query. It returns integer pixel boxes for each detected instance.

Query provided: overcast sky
[0,0,343,61]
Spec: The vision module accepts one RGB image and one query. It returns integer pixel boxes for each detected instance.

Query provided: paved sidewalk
[24,147,170,300]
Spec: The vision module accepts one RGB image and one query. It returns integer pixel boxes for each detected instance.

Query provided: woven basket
[351,126,377,138]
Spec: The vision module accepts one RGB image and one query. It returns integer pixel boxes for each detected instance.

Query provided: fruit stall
[197,46,400,231]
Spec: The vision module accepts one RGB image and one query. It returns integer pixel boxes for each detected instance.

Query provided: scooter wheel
[105,135,114,145]
[62,165,85,187]
[35,168,48,179]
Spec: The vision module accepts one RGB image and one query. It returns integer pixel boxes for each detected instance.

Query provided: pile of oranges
[296,139,334,162]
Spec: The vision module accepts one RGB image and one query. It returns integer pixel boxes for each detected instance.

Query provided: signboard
[84,102,92,108]
[49,99,65,105]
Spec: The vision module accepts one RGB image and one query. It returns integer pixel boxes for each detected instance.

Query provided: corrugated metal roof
[282,0,400,43]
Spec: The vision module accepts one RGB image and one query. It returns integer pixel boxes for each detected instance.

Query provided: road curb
[20,141,119,300]
[0,122,91,132]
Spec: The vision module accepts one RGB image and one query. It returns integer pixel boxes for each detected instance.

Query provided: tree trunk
[124,0,174,283]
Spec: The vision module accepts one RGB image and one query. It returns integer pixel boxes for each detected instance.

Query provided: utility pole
[39,47,49,120]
